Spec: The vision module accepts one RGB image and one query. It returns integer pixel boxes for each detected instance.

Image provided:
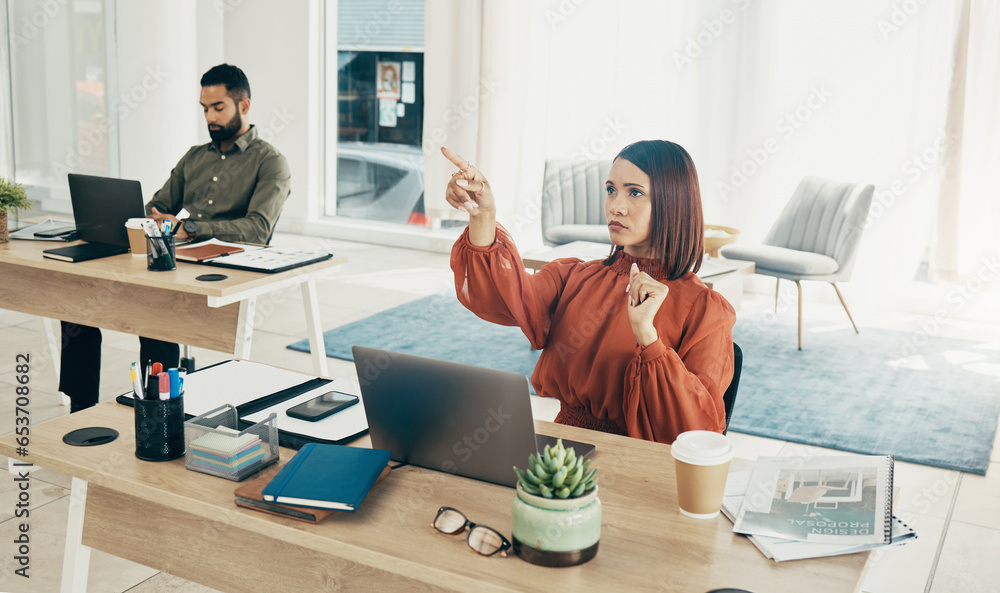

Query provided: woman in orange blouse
[443,141,735,444]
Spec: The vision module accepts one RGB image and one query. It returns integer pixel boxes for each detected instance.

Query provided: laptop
[42,174,146,262]
[352,346,594,488]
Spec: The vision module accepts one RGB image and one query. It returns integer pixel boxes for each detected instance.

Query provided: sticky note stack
[189,426,264,477]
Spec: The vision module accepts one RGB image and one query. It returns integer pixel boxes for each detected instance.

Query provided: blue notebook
[261,443,391,511]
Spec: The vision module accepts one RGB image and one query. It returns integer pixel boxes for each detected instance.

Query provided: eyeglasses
[432,507,511,557]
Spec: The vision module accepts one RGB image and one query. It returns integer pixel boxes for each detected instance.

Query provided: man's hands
[627,263,669,346]
[149,207,190,241]
[442,146,497,246]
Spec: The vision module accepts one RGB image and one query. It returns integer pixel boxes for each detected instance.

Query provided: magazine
[731,455,894,545]
[724,471,915,561]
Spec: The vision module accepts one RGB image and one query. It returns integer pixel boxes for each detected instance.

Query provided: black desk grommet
[196,274,229,282]
[63,427,120,447]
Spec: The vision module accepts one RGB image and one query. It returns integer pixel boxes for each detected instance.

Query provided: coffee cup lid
[671,430,735,466]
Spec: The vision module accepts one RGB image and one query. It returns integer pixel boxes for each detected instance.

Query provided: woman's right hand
[441,146,496,218]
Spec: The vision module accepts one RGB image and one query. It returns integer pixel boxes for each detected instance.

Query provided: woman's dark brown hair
[605,140,704,280]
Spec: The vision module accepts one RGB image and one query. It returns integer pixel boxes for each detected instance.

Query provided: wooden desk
[0,403,870,593]
[0,239,346,376]
[521,241,755,309]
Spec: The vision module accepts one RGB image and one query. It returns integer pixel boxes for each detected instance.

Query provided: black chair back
[722,342,742,435]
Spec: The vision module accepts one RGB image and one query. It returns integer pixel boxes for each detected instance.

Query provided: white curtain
[930,0,1000,283]
[423,0,550,250]
[424,0,990,314]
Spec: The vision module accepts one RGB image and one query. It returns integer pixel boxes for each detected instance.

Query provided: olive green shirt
[145,125,291,244]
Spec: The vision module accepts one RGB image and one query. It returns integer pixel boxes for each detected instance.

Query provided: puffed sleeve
[621,289,736,442]
[451,223,577,349]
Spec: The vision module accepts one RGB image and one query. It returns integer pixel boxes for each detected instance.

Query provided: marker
[151,362,163,376]
[177,369,187,395]
[145,375,159,400]
[158,373,171,401]
[167,368,180,399]
[130,362,144,400]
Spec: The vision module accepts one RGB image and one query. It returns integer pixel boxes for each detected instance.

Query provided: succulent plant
[514,438,597,499]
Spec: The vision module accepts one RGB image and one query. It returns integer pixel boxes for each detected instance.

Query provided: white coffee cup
[671,430,736,519]
[125,218,151,255]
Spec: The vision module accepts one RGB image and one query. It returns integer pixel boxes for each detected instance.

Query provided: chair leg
[830,282,859,334]
[774,278,780,313]
[796,280,803,350]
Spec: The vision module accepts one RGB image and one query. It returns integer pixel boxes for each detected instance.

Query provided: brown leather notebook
[234,460,391,523]
[175,242,245,262]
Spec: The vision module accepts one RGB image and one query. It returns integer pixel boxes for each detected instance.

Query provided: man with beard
[59,63,291,412]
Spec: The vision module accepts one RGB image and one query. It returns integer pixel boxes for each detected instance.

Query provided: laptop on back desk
[42,174,145,262]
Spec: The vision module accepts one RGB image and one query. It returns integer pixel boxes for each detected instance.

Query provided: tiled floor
[1,232,998,592]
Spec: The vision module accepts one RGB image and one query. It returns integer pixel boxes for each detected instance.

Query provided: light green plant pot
[511,483,601,567]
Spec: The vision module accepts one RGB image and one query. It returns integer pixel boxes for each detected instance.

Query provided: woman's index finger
[440,146,468,169]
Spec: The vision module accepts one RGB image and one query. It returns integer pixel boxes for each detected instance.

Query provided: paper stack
[189,426,265,477]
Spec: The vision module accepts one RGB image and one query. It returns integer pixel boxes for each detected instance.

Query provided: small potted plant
[0,177,33,243]
[511,439,600,567]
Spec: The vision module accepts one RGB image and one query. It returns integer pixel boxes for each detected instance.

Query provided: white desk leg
[61,477,91,593]
[235,297,257,360]
[302,279,329,376]
[41,318,71,407]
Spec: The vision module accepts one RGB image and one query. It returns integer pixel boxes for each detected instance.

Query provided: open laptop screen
[353,346,540,488]
[67,174,145,247]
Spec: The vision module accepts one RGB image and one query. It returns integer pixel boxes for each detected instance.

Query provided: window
[5,0,114,205]
[328,0,428,227]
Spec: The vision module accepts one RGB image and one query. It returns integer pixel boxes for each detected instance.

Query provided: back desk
[0,402,870,592]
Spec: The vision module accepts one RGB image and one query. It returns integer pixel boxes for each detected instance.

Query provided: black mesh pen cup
[146,235,176,271]
[134,396,185,461]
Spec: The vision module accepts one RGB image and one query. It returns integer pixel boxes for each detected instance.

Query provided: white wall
[115,0,203,201]
[222,0,322,230]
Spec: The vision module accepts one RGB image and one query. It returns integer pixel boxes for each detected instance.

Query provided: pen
[145,360,152,385]
[158,373,171,401]
[168,368,180,399]
[130,362,144,400]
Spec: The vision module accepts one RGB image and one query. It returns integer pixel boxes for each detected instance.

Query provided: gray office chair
[720,177,875,350]
[723,342,742,435]
[541,159,613,246]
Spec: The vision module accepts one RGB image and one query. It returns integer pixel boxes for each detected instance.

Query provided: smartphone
[285,391,359,422]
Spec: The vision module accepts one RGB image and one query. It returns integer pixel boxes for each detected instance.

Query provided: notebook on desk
[42,174,145,262]
[352,346,594,488]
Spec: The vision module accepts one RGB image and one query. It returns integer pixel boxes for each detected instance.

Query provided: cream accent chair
[720,176,875,350]
[541,159,613,246]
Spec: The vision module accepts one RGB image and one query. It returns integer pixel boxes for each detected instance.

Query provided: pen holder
[146,234,176,271]
[134,396,186,461]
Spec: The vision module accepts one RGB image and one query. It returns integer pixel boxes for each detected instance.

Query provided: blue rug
[730,314,1000,474]
[288,294,1000,474]
[288,294,540,387]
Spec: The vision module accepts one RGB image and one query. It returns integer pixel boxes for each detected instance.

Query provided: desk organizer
[135,396,186,461]
[184,405,278,481]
